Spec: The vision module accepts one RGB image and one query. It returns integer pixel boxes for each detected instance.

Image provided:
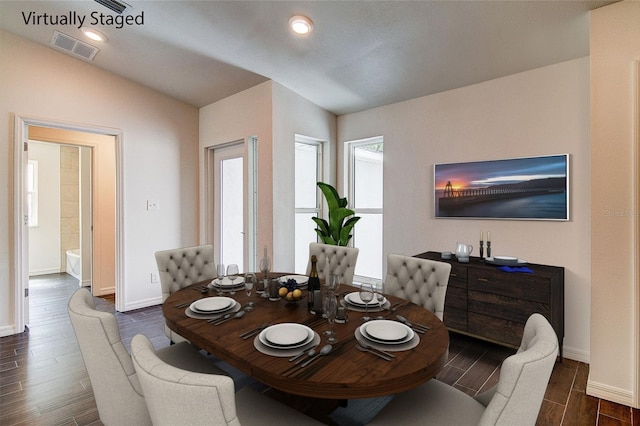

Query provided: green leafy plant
[312,182,360,246]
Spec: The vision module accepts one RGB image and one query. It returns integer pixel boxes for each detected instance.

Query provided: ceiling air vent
[50,31,99,61]
[94,0,131,15]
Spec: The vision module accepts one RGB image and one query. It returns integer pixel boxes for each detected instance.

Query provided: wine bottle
[308,255,320,313]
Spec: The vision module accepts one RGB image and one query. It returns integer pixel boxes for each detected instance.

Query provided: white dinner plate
[279,275,309,287]
[259,323,314,349]
[212,277,245,287]
[190,297,235,313]
[345,292,385,307]
[360,320,414,345]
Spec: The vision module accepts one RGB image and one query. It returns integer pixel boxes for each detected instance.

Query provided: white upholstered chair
[68,288,226,426]
[368,313,559,426]
[155,244,216,342]
[305,242,359,286]
[384,253,452,320]
[130,334,325,426]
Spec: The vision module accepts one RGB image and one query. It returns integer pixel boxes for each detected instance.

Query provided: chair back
[478,313,559,426]
[384,254,451,320]
[155,244,216,301]
[67,288,152,426]
[130,334,240,426]
[305,242,359,285]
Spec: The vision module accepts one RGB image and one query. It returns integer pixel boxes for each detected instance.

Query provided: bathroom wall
[27,142,60,275]
[59,145,79,272]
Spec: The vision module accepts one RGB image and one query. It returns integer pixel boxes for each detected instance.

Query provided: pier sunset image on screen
[434,154,569,220]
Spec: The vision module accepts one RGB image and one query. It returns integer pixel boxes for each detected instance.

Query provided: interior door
[213,142,246,271]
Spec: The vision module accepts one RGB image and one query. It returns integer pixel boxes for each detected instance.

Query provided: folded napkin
[498,266,534,274]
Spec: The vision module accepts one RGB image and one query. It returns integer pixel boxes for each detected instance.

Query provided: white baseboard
[561,345,590,363]
[587,380,635,407]
[28,268,61,276]
[0,324,19,337]
[122,296,163,312]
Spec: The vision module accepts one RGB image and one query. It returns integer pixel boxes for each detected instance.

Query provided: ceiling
[0,0,617,115]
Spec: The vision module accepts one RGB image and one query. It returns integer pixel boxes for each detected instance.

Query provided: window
[27,160,38,227]
[345,137,383,284]
[294,137,324,273]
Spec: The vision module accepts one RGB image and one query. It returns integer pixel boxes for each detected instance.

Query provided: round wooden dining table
[162,273,449,400]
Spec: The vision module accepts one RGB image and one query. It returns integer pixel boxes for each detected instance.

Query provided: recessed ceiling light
[289,15,313,35]
[81,27,107,42]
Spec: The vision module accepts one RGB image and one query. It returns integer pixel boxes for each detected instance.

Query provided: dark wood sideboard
[416,251,564,358]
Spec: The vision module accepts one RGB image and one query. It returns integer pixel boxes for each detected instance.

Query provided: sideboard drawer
[468,290,550,324]
[468,269,550,304]
[468,312,522,348]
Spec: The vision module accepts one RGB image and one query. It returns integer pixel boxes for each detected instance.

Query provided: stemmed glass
[359,283,374,322]
[259,247,271,298]
[244,273,255,311]
[227,264,239,295]
[325,294,338,343]
[374,282,386,319]
[216,264,225,295]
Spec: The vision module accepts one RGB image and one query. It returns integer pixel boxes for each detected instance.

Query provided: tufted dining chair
[131,334,325,426]
[384,254,451,320]
[68,288,227,426]
[367,313,559,426]
[305,242,359,286]
[155,244,216,343]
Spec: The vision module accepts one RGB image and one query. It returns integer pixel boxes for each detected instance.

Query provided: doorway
[27,141,93,294]
[12,115,123,333]
[206,139,257,273]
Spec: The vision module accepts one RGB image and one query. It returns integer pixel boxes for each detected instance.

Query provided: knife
[239,323,268,339]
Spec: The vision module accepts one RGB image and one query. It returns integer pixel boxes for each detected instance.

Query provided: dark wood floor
[1,273,638,425]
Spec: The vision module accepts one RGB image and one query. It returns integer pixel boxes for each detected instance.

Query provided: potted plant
[312,182,360,246]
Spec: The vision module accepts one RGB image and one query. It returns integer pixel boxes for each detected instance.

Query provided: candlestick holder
[479,241,484,259]
[487,241,491,259]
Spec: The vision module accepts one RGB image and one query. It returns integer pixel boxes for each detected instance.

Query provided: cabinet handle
[477,277,489,283]
[450,273,458,277]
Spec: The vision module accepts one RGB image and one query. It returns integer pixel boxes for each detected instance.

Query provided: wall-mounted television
[434,154,569,220]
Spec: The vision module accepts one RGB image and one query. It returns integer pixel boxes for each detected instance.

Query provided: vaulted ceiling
[0,0,617,115]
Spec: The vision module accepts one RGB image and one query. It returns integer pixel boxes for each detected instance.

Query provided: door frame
[12,114,124,333]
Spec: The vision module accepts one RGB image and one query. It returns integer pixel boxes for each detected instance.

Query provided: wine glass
[374,282,386,319]
[227,264,239,295]
[259,249,271,298]
[325,295,338,343]
[216,263,225,295]
[244,273,255,311]
[329,274,341,293]
[359,283,374,321]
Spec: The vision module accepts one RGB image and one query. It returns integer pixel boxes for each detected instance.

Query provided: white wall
[0,29,199,331]
[338,58,591,362]
[199,82,273,266]
[27,141,61,275]
[589,0,640,408]
[271,82,337,272]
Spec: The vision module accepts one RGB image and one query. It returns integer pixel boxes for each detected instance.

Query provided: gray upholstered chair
[68,288,226,426]
[130,334,324,426]
[384,253,452,320]
[368,313,559,426]
[155,244,216,342]
[305,242,359,286]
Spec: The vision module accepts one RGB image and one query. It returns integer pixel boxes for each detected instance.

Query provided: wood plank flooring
[1,273,638,425]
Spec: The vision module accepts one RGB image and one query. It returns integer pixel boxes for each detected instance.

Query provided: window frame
[294,135,325,273]
[344,136,384,286]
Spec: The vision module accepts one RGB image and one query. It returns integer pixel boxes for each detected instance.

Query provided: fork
[359,343,395,358]
[356,344,392,361]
